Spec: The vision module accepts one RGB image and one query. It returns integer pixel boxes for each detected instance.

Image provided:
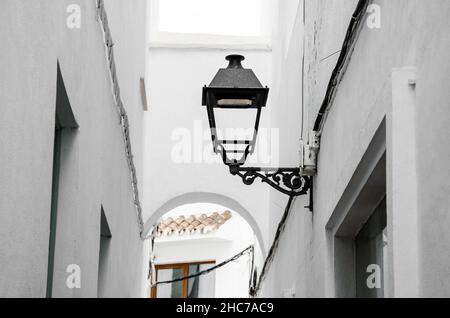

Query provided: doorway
[149,203,261,298]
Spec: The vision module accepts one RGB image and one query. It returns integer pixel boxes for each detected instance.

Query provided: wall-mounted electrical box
[300,131,320,176]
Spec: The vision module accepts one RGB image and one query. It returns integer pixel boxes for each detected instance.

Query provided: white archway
[143,192,266,256]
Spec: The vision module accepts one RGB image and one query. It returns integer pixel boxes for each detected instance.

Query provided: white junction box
[300,131,320,176]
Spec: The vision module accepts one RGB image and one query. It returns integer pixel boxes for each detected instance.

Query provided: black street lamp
[202,55,312,201]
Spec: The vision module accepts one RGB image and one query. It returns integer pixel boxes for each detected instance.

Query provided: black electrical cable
[153,197,296,295]
[248,241,255,294]
[313,0,371,132]
[250,196,296,297]
[154,245,254,286]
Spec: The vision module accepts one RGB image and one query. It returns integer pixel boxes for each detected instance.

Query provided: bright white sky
[158,0,264,36]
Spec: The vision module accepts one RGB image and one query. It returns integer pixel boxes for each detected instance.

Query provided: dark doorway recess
[46,62,78,298]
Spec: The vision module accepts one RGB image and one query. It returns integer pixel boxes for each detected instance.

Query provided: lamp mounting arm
[229,165,313,199]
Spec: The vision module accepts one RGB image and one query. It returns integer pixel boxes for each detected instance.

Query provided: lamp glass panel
[213,108,258,143]
[217,99,253,107]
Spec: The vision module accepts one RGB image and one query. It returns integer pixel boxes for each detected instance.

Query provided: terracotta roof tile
[156,211,233,237]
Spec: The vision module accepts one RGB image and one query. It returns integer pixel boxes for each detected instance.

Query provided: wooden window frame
[151,261,215,298]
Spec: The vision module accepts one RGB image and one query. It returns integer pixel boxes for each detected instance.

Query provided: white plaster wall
[307,0,450,298]
[0,0,57,297]
[143,48,273,250]
[263,0,311,298]
[266,0,450,298]
[0,0,148,297]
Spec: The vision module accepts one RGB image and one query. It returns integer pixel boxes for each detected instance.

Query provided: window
[148,0,273,49]
[151,262,216,298]
[46,124,62,298]
[329,121,387,298]
[98,206,112,298]
[46,63,78,298]
[355,198,387,298]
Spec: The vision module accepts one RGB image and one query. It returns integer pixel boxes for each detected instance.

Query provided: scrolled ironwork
[229,166,312,197]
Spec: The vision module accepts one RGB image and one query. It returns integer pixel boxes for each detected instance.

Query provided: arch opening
[144,192,266,298]
[143,192,266,255]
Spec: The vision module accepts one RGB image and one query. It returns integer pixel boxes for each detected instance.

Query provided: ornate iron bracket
[216,147,313,211]
[229,165,313,206]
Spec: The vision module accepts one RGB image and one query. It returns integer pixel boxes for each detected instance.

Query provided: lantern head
[202,55,269,166]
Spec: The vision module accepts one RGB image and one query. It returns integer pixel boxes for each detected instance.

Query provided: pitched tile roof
[156,211,232,237]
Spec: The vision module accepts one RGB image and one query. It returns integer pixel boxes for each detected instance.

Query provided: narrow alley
[1,0,450,301]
